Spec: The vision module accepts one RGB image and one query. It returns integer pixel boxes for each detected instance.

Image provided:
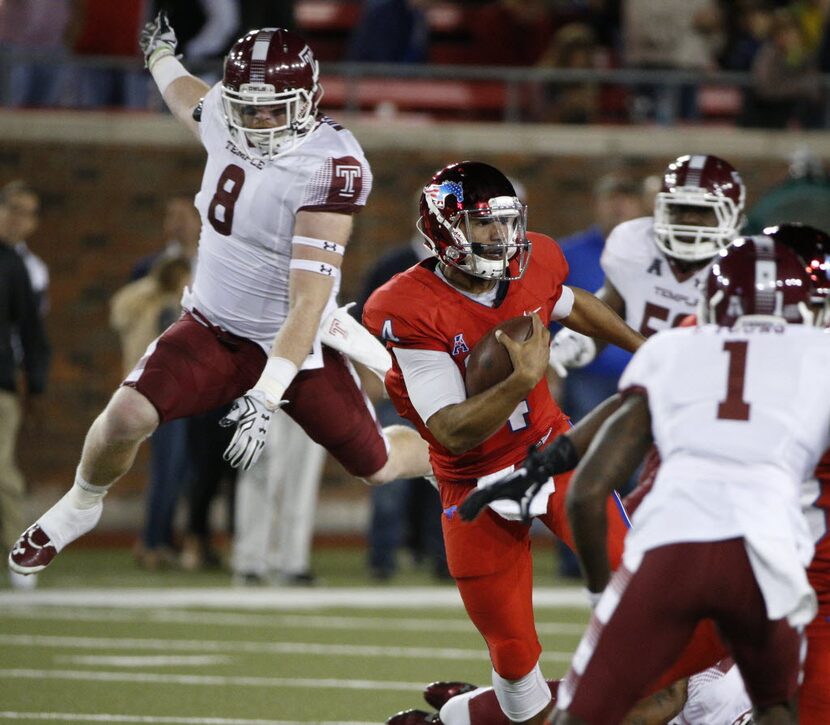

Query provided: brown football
[464,316,534,397]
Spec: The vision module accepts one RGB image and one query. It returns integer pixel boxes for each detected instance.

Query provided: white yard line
[0,586,589,610]
[0,668,425,691]
[0,607,588,636]
[0,713,375,725]
[0,633,575,664]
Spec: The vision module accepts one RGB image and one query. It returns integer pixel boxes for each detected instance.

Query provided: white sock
[67,469,112,509]
[36,470,110,552]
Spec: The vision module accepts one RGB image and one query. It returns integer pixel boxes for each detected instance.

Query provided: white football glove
[139,11,179,69]
[220,390,280,471]
[548,328,597,378]
[319,302,392,382]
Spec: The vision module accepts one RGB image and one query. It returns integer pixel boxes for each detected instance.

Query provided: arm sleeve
[551,285,575,320]
[393,347,466,422]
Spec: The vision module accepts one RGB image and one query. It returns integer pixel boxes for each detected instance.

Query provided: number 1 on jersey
[717,340,750,421]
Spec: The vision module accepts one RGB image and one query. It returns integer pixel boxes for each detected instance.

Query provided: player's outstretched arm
[140,12,208,138]
[559,286,644,355]
[567,393,653,593]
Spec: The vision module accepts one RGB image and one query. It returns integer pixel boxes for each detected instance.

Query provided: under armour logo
[12,542,25,556]
[319,264,333,275]
[323,241,337,251]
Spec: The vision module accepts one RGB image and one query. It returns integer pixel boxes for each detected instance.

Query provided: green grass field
[0,545,590,724]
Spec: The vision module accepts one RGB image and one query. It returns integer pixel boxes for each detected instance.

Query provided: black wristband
[541,434,580,476]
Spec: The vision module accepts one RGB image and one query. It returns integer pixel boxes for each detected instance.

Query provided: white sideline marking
[0,607,588,636]
[0,586,589,610]
[0,713,375,724]
[0,633,574,664]
[0,668,424,692]
[56,655,231,667]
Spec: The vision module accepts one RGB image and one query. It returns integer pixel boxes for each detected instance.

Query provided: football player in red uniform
[364,161,644,725]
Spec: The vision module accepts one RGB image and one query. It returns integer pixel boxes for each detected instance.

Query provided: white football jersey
[185,83,372,353]
[620,322,830,624]
[601,217,705,336]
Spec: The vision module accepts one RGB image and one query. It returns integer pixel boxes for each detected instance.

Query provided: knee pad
[492,662,552,722]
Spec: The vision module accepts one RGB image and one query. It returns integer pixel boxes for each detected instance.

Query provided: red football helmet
[700,236,818,326]
[418,161,530,281]
[653,154,746,262]
[222,28,322,159]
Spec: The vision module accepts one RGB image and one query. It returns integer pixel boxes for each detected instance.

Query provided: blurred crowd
[2,0,830,127]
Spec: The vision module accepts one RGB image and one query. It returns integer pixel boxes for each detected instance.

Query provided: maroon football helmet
[222,28,322,159]
[700,236,817,326]
[763,222,830,305]
[653,154,746,262]
[418,161,530,281]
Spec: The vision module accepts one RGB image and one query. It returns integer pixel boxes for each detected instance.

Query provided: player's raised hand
[139,11,178,69]
[496,313,550,391]
[219,390,278,471]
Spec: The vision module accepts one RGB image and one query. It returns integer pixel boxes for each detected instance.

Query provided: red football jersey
[363,232,570,484]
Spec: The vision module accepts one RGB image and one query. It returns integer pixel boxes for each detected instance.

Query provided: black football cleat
[385,709,440,724]
[424,681,478,710]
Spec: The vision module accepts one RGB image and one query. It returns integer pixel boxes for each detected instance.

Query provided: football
[465,315,534,397]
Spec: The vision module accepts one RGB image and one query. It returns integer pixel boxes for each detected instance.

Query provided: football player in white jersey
[548,236,830,724]
[548,154,746,374]
[8,15,431,576]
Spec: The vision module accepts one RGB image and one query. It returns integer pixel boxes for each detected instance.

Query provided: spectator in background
[130,194,200,281]
[113,195,199,570]
[0,0,72,108]
[623,0,725,123]
[2,182,49,316]
[740,6,824,129]
[534,22,602,124]
[353,193,447,582]
[347,0,432,63]
[152,0,241,64]
[65,0,147,109]
[110,254,192,570]
[720,0,775,72]
[179,405,237,571]
[0,183,50,590]
[465,0,556,66]
[551,173,643,578]
[231,412,325,585]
